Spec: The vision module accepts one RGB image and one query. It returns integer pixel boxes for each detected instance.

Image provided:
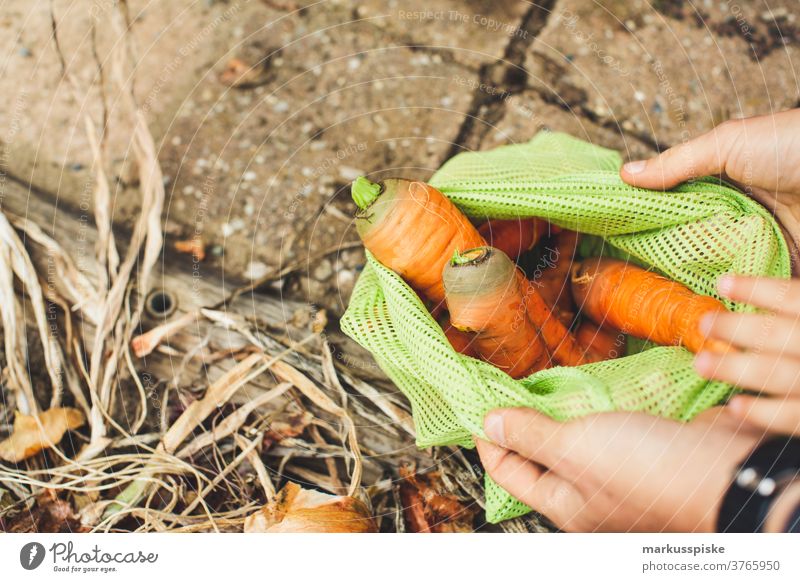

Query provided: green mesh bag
[340,132,790,523]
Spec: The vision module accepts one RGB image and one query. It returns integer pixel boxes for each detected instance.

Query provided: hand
[619,108,800,201]
[617,109,800,436]
[695,275,800,436]
[476,408,760,532]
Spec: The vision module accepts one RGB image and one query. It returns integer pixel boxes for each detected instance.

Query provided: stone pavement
[1,0,798,316]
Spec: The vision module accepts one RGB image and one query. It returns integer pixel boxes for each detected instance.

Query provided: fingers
[694,350,800,395]
[728,394,800,436]
[693,405,765,436]
[483,408,585,472]
[620,121,740,190]
[716,275,800,316]
[475,438,583,528]
[701,311,800,358]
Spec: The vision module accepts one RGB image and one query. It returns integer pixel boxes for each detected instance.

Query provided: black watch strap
[787,503,800,533]
[717,436,800,533]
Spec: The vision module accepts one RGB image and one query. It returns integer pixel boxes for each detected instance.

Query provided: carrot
[477,218,548,259]
[439,314,479,358]
[575,320,622,360]
[351,176,586,368]
[571,257,729,354]
[520,275,593,367]
[533,229,579,323]
[352,177,485,306]
[443,247,549,378]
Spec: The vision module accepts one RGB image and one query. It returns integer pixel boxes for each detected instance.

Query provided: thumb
[620,121,741,190]
[483,408,582,471]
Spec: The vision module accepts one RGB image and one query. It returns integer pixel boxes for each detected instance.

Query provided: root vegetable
[439,314,478,358]
[352,177,586,370]
[571,257,729,354]
[443,247,549,378]
[534,229,580,322]
[477,218,548,259]
[575,320,622,360]
[352,177,485,306]
[244,482,377,533]
[520,275,593,367]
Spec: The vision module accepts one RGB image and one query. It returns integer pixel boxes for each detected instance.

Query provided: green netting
[340,132,791,523]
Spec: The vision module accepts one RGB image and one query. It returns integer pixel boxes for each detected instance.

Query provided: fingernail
[623,160,647,174]
[717,275,734,297]
[694,351,713,375]
[727,396,743,415]
[699,314,714,336]
[484,412,505,444]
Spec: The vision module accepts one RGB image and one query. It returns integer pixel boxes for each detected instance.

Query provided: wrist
[717,436,800,532]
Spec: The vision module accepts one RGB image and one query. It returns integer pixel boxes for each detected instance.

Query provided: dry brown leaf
[399,465,476,533]
[6,489,81,533]
[0,407,85,462]
[263,409,313,447]
[219,57,272,88]
[244,482,376,533]
[174,236,206,262]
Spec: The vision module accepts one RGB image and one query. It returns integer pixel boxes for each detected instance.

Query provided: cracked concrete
[1,0,798,317]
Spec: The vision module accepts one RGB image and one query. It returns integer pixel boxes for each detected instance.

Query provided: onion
[244,482,377,533]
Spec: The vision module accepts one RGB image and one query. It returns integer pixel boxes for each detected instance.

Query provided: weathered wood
[2,177,552,532]
[2,176,423,491]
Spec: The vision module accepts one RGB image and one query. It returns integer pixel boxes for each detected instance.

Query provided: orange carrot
[351,177,586,368]
[477,218,548,259]
[575,320,622,360]
[352,177,485,307]
[443,247,549,378]
[520,274,593,367]
[534,229,579,322]
[439,314,479,358]
[571,257,729,354]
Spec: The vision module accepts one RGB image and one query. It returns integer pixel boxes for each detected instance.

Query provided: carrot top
[351,176,383,210]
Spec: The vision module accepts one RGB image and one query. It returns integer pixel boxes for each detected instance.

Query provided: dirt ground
[1,0,799,532]
[3,0,797,317]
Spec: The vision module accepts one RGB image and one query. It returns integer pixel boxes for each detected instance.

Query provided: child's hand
[695,275,800,436]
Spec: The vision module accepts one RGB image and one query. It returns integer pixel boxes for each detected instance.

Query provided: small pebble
[243,170,257,181]
[313,259,333,281]
[18,46,32,57]
[244,260,270,280]
[338,165,364,181]
[210,245,224,257]
[222,218,245,237]
[762,8,788,22]
[336,269,355,291]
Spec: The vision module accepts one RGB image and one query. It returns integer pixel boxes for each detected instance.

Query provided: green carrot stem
[450,247,489,266]
[351,177,382,210]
